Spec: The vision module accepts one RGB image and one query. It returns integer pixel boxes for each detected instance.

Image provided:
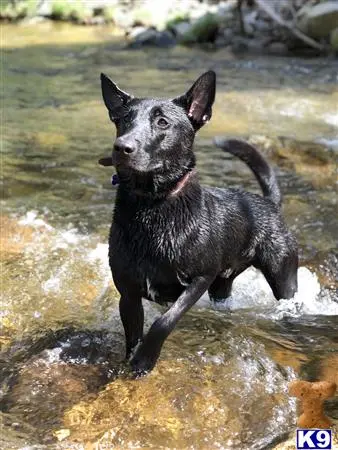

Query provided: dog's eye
[156,117,169,128]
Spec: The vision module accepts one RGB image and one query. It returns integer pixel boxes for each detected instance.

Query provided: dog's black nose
[114,139,136,155]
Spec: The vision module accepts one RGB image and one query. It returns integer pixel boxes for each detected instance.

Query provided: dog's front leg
[130,275,214,375]
[119,294,144,359]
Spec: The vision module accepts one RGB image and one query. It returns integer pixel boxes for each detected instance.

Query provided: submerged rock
[248,136,337,188]
[0,213,119,350]
[58,336,295,449]
[1,355,110,439]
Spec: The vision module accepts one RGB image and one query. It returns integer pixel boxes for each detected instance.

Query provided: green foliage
[0,0,38,20]
[0,0,11,15]
[51,0,72,20]
[69,2,92,23]
[179,13,219,45]
[25,0,38,16]
[0,1,14,19]
[51,0,92,22]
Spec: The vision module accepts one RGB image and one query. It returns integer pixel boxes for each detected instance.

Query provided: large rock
[169,21,192,38]
[298,1,338,39]
[127,27,176,48]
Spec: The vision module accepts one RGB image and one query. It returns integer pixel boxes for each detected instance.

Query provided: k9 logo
[296,429,332,449]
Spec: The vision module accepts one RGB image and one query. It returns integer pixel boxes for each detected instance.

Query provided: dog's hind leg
[208,268,247,302]
[208,271,242,303]
[258,252,298,300]
[208,276,233,302]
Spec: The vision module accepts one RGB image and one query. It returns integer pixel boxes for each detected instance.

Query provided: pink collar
[170,169,196,197]
[110,169,196,197]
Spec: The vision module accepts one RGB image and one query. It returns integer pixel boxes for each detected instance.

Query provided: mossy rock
[166,13,190,31]
[179,13,219,45]
[249,136,337,188]
[298,1,338,39]
[51,0,92,22]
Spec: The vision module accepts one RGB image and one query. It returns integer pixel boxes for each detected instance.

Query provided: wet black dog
[99,71,298,375]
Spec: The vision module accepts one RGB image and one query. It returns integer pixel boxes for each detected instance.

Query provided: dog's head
[99,71,216,177]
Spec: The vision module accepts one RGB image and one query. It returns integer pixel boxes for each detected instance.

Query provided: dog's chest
[130,226,185,303]
[111,209,191,302]
[131,208,184,261]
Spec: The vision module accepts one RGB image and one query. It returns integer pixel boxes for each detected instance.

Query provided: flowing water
[1,22,338,449]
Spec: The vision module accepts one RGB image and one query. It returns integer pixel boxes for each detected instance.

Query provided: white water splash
[13,211,338,321]
[40,347,63,364]
[316,137,338,151]
[279,102,338,130]
[198,266,338,318]
[279,100,314,119]
[11,212,112,317]
[18,210,53,230]
[42,273,62,293]
[323,113,338,128]
[87,243,110,273]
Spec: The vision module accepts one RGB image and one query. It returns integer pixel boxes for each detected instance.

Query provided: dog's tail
[214,137,282,207]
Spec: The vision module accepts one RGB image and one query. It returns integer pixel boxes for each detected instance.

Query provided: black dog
[99,71,298,375]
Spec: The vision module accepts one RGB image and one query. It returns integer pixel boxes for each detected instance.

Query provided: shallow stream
[1,23,338,449]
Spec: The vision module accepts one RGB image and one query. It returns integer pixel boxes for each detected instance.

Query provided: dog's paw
[130,353,157,377]
[130,358,154,377]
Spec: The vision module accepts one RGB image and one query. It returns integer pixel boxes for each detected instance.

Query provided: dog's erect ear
[173,71,216,130]
[100,73,132,119]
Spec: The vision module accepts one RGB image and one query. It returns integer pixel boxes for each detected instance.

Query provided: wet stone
[62,350,295,449]
[0,329,123,441]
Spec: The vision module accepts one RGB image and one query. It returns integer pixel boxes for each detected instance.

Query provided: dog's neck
[169,169,196,197]
[117,168,197,200]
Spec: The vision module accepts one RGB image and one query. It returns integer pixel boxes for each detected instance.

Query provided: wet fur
[100,71,298,375]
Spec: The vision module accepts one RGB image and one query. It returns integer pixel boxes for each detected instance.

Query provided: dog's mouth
[98,156,163,174]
